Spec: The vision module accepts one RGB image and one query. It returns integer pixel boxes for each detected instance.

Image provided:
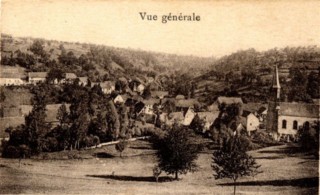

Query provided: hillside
[1,34,215,88]
[193,47,320,104]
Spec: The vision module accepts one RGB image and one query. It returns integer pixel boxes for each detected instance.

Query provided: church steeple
[272,65,281,100]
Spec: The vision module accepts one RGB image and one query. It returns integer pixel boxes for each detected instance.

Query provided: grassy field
[0,141,318,194]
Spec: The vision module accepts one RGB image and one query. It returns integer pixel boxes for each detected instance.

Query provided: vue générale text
[139,12,201,24]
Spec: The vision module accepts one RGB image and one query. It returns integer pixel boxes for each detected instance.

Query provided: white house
[137,84,145,94]
[28,72,48,84]
[100,81,116,94]
[183,107,196,126]
[242,111,260,135]
[0,72,25,86]
[113,94,127,104]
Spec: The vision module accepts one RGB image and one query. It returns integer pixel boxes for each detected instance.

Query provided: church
[266,65,319,141]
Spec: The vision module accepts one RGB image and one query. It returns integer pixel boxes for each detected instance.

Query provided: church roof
[269,102,319,118]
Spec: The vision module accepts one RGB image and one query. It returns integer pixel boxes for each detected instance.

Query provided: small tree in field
[152,124,201,180]
[115,139,128,158]
[212,136,261,195]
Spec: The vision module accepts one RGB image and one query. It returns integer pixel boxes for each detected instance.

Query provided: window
[282,120,287,129]
[293,121,298,130]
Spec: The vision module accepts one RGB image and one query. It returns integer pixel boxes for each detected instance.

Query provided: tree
[115,139,128,158]
[298,121,319,158]
[29,39,45,57]
[152,124,201,180]
[57,103,69,125]
[212,136,261,195]
[106,100,120,140]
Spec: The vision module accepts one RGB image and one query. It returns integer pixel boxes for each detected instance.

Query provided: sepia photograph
[0,0,319,194]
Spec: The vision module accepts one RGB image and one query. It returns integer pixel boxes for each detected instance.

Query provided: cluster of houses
[0,68,88,86]
[1,65,319,142]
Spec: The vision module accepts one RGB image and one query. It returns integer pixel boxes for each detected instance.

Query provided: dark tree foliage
[152,124,201,180]
[306,71,320,99]
[298,121,319,158]
[106,100,120,140]
[115,139,128,158]
[29,39,45,57]
[68,90,90,150]
[212,136,261,195]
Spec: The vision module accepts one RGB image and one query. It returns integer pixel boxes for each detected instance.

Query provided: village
[2,0,320,193]
[0,63,319,144]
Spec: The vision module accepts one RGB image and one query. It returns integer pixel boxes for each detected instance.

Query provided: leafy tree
[152,124,201,180]
[69,92,90,150]
[47,68,64,84]
[57,103,69,125]
[298,121,319,158]
[106,100,120,140]
[115,139,128,158]
[212,136,261,195]
[29,39,45,57]
[118,103,129,138]
[306,71,320,99]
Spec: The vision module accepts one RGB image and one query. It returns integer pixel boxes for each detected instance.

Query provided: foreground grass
[0,141,318,194]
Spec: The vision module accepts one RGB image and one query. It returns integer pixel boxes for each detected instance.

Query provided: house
[196,112,219,132]
[257,106,268,122]
[64,73,77,82]
[242,110,260,135]
[137,83,145,94]
[0,72,25,86]
[150,91,169,99]
[28,72,48,84]
[175,99,200,112]
[207,103,219,112]
[182,107,196,126]
[139,98,160,115]
[78,77,88,86]
[113,94,128,104]
[175,95,185,100]
[216,96,243,105]
[266,65,320,140]
[160,112,185,126]
[100,81,116,94]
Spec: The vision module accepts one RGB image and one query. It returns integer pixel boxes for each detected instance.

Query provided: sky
[1,0,320,57]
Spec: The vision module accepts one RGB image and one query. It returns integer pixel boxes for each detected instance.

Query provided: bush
[2,145,31,158]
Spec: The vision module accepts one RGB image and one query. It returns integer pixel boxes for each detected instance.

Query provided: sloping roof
[28,72,48,78]
[217,96,243,105]
[150,91,169,98]
[175,95,185,100]
[279,102,319,118]
[0,72,22,79]
[176,99,200,108]
[142,98,160,106]
[78,77,88,83]
[197,112,219,123]
[168,112,184,121]
[257,106,268,114]
[100,81,116,89]
[64,73,77,79]
[242,103,266,113]
[242,110,252,118]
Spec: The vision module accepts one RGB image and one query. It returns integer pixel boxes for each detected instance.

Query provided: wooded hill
[1,33,214,88]
[193,47,320,104]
